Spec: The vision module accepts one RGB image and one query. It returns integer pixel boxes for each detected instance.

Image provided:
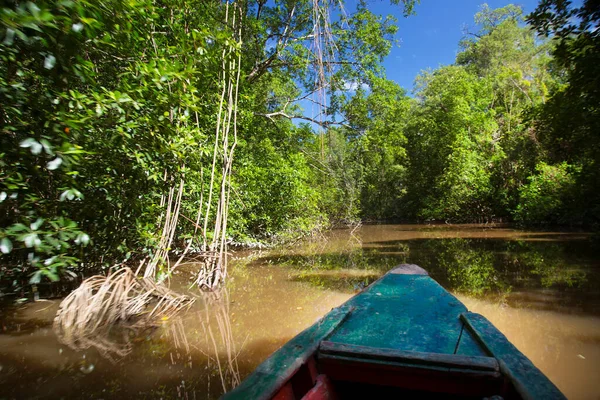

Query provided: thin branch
[255,111,350,128]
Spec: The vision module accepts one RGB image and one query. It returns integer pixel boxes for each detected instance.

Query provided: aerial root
[53,266,194,361]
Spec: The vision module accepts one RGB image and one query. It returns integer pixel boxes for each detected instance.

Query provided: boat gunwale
[461,311,567,400]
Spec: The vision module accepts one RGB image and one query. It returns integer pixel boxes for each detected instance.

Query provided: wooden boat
[223,264,566,400]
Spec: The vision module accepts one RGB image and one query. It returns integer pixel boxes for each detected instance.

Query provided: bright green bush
[514,162,577,224]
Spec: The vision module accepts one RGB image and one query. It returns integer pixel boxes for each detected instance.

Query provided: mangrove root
[53,267,194,361]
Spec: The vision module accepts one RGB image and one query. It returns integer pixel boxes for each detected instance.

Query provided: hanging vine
[196,0,243,290]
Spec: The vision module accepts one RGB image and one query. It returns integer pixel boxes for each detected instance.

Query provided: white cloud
[343,80,370,92]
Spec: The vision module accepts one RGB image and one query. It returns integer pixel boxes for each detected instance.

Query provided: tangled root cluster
[54,267,194,360]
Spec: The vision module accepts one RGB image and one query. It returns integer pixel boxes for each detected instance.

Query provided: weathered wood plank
[389,264,429,275]
[461,312,567,400]
[455,323,489,356]
[328,274,469,354]
[222,305,353,400]
[319,341,499,371]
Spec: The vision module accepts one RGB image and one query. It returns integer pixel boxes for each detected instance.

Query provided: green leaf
[29,270,42,284]
[39,139,53,155]
[44,55,56,70]
[3,28,15,46]
[30,218,44,230]
[75,233,90,245]
[0,238,12,254]
[20,138,42,155]
[43,269,60,282]
[46,157,63,170]
[22,233,40,248]
[27,2,41,16]
[44,256,56,266]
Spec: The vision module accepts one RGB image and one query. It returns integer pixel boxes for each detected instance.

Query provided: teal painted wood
[222,305,353,400]
[455,324,489,357]
[461,312,567,400]
[328,274,470,354]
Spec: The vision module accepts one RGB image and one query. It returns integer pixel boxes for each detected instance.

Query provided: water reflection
[456,295,600,400]
[0,260,350,399]
[199,288,242,393]
[264,225,599,315]
[0,224,599,399]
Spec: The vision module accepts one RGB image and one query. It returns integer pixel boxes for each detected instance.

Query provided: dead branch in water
[54,175,193,361]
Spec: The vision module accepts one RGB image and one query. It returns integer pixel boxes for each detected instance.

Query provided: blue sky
[365,0,544,91]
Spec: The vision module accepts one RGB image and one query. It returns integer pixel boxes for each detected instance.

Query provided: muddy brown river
[1,224,599,399]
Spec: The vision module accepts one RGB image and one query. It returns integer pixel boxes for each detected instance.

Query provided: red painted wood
[273,382,295,400]
[301,375,338,400]
[307,357,319,382]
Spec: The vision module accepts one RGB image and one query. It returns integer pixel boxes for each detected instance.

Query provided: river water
[0,224,599,399]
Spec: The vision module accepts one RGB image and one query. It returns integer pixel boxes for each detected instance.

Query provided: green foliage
[450,4,555,221]
[404,66,497,221]
[233,128,324,239]
[317,128,363,224]
[346,78,411,219]
[335,2,595,226]
[527,0,600,225]
[0,0,235,285]
[1,0,106,283]
[514,162,577,224]
[0,0,426,290]
[458,4,531,75]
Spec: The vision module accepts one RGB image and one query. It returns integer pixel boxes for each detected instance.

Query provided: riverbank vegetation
[1,0,598,289]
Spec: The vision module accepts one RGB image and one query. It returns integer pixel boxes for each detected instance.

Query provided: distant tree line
[328,2,599,227]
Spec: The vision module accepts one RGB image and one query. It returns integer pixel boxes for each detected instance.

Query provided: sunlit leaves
[44,54,56,69]
[3,28,15,45]
[75,232,90,246]
[29,270,42,284]
[59,188,81,201]
[0,238,12,254]
[46,157,63,170]
[39,139,53,155]
[23,233,41,248]
[20,138,42,155]
[30,218,43,231]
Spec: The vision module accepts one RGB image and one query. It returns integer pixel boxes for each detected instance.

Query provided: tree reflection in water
[199,287,244,394]
[265,227,597,314]
[50,282,243,397]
